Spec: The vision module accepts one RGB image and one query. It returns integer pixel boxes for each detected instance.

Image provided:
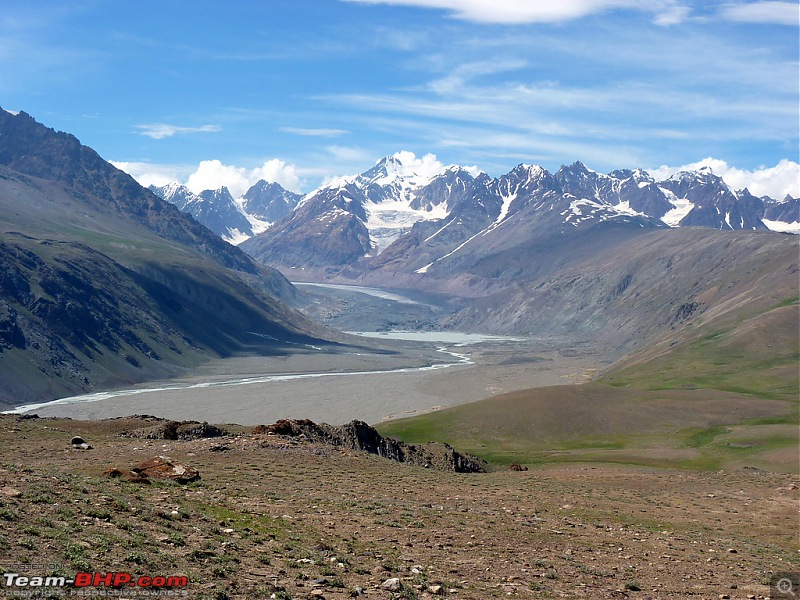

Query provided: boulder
[103,456,200,484]
[381,578,402,591]
[71,435,93,450]
[132,456,200,483]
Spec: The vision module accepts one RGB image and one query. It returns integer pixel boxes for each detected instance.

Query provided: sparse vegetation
[0,414,796,599]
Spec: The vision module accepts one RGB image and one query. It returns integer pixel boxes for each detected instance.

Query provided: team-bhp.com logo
[2,571,188,596]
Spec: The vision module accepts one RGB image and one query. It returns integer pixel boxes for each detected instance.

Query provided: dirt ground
[0,415,797,599]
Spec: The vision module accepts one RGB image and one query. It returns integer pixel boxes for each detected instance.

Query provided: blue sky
[2,0,798,198]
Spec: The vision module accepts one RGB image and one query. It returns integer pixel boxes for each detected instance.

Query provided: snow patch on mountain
[226,228,252,245]
[564,198,604,226]
[354,154,473,251]
[763,219,800,234]
[613,200,646,217]
[366,200,448,252]
[659,187,694,227]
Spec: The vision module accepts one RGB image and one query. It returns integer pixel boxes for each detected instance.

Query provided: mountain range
[193,154,798,361]
[150,154,797,272]
[149,181,301,244]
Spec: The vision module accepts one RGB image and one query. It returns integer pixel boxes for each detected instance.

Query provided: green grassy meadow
[378,295,799,472]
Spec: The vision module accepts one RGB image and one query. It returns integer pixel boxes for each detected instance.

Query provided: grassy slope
[379,256,799,472]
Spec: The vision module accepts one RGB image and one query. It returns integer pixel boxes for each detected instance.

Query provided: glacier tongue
[659,186,694,227]
[365,198,449,253]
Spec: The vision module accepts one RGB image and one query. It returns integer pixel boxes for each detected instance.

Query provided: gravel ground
[0,415,797,599]
[18,338,604,426]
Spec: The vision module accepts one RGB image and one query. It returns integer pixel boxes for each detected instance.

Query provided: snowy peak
[292,152,471,254]
[658,167,767,231]
[357,152,449,191]
[609,168,655,185]
[504,163,558,190]
[149,183,200,211]
[667,167,729,193]
[150,183,251,243]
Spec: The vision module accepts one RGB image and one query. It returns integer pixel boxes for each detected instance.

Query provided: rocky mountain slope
[0,108,329,409]
[439,227,798,344]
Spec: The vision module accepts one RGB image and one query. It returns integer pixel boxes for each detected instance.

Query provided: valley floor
[11,336,605,426]
[0,415,797,599]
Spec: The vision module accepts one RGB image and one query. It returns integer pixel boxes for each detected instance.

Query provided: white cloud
[648,157,800,199]
[324,145,378,164]
[185,160,252,196]
[113,158,302,197]
[393,150,446,178]
[280,127,349,137]
[719,2,799,25]
[653,4,691,25]
[428,59,528,94]
[109,161,189,188]
[251,159,301,192]
[185,159,302,196]
[343,0,687,24]
[135,123,221,139]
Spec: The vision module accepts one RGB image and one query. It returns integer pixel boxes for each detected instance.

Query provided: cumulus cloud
[135,123,221,139]
[251,159,301,192]
[393,150,447,178]
[719,1,799,25]
[648,157,800,199]
[185,160,252,196]
[114,158,302,197]
[109,161,188,188]
[185,159,301,196]
[343,0,688,24]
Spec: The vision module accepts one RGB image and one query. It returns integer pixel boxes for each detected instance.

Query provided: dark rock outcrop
[122,419,228,440]
[260,419,485,473]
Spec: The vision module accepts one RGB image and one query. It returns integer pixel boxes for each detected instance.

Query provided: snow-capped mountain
[240,154,793,278]
[240,154,488,267]
[657,167,767,231]
[297,154,476,253]
[152,153,795,278]
[149,180,301,244]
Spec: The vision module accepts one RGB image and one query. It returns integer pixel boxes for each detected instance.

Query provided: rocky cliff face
[764,195,800,223]
[149,181,303,244]
[242,180,302,223]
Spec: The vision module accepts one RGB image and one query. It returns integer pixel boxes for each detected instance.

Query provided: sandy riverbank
[16,336,606,425]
